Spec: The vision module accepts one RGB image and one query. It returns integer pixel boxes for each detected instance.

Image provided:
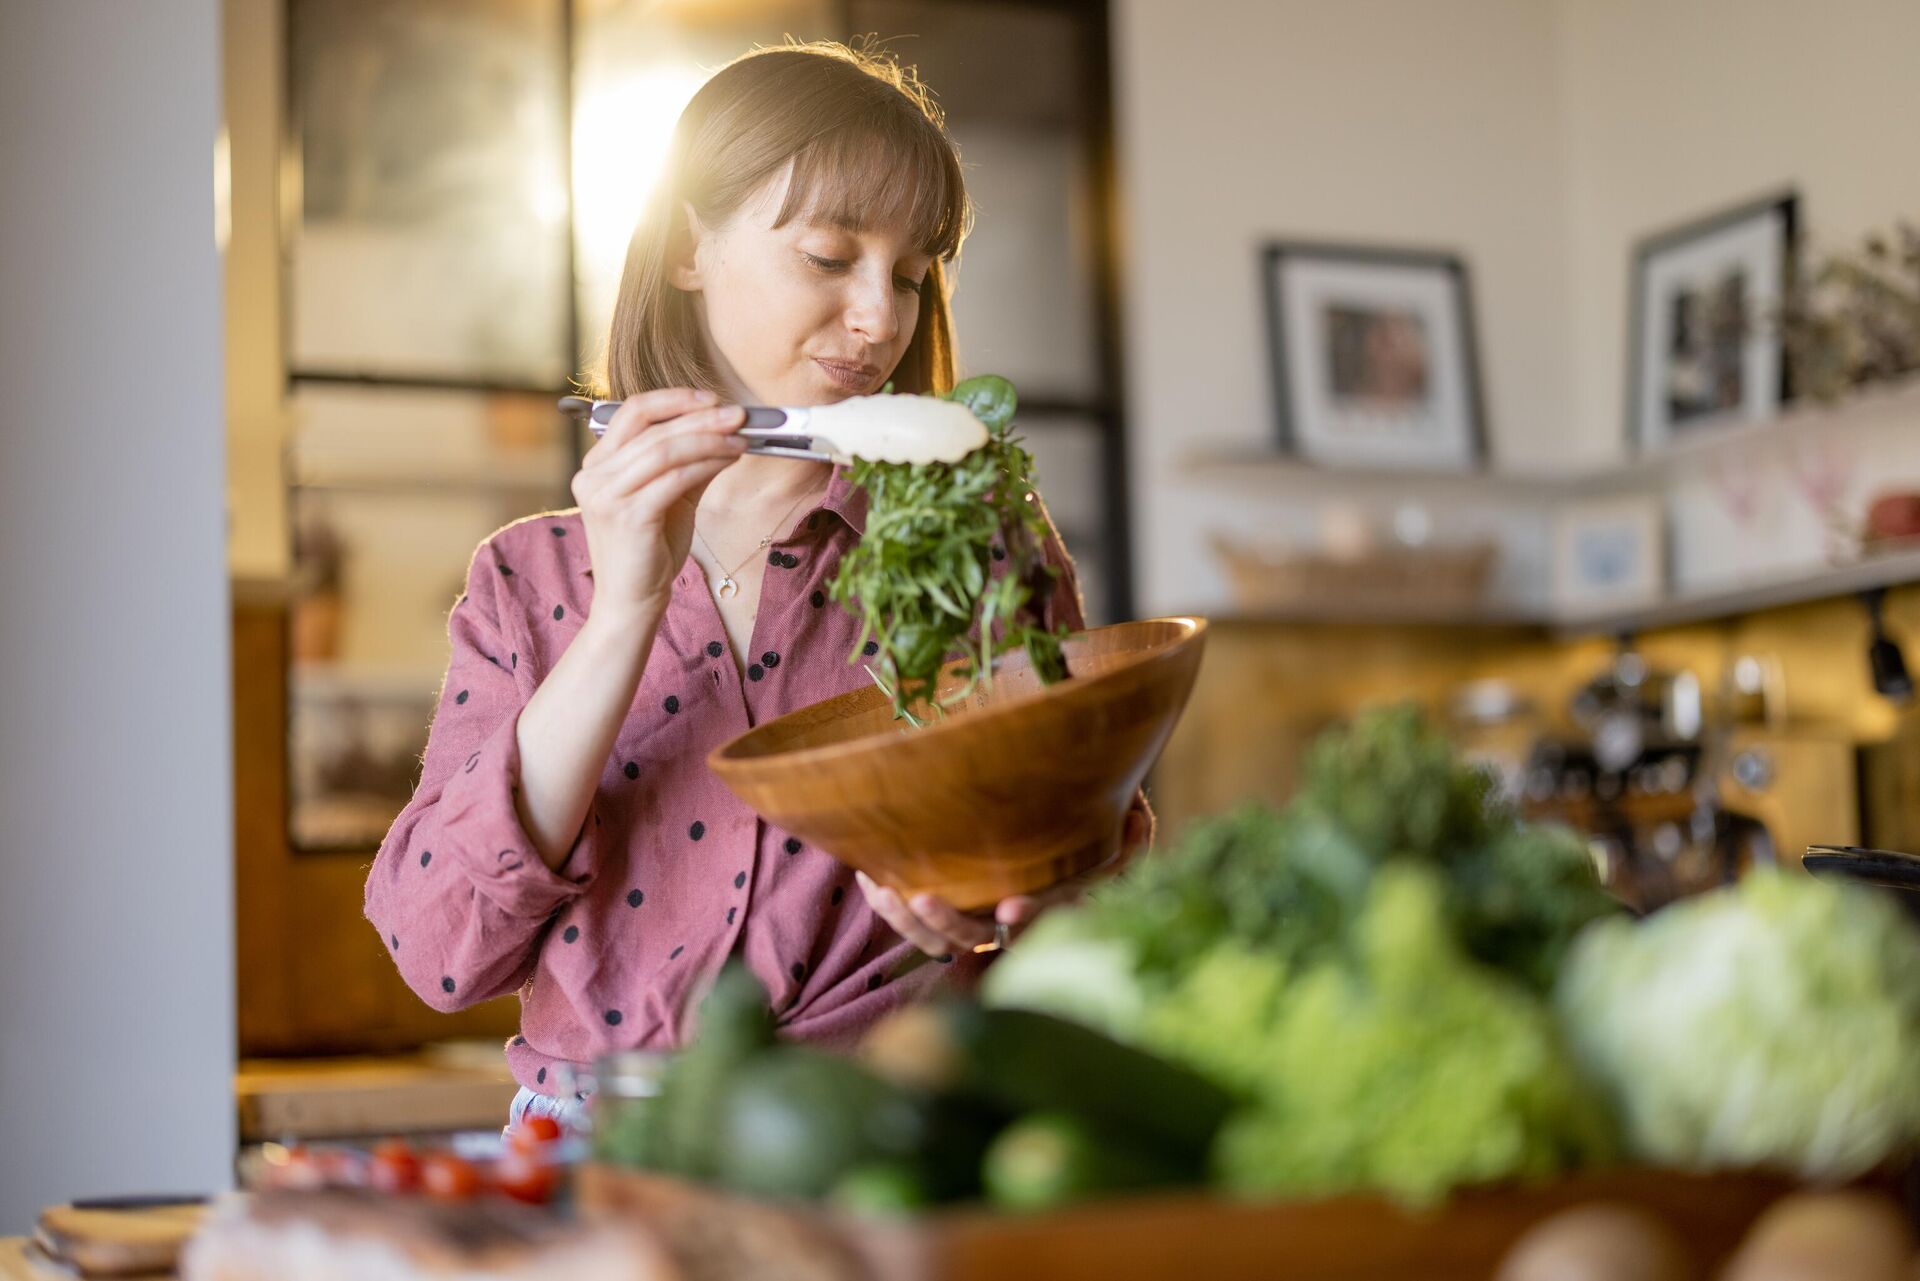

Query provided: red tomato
[367,1139,421,1194]
[508,1115,563,1150]
[494,1148,559,1205]
[421,1152,483,1201]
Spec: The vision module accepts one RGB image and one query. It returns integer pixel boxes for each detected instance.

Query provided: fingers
[592,409,749,498]
[573,411,747,513]
[581,388,719,466]
[909,893,997,951]
[856,872,975,958]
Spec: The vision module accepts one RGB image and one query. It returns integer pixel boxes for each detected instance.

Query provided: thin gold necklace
[692,480,824,600]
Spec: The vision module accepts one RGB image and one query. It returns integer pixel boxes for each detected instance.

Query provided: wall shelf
[1553,544,1920,638]
[1182,373,1920,498]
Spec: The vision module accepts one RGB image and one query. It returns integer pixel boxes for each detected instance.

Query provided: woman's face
[673,159,934,407]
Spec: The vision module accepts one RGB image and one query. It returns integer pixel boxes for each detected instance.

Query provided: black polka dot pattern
[563,925,579,943]
[551,526,566,537]
[553,604,565,620]
[455,689,469,704]
[810,590,825,608]
[663,695,680,714]
[863,640,879,657]
[707,641,724,658]
[511,652,518,669]
[791,961,806,981]
[512,1036,526,1046]
[627,889,644,908]
[419,850,432,868]
[390,933,399,948]
[604,1009,623,1026]
[761,651,780,669]
[726,906,737,925]
[781,553,799,569]
[670,945,685,959]
[498,563,513,576]
[690,821,706,841]
[624,761,639,780]
[733,870,746,889]
[441,976,455,993]
[784,837,802,855]
[748,664,764,681]
[537,1067,547,1084]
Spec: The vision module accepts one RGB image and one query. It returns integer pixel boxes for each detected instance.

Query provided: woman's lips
[814,358,878,391]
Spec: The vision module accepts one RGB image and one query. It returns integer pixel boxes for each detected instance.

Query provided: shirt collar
[814,464,868,537]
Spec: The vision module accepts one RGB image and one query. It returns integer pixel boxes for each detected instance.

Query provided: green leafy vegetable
[981,705,1625,1205]
[1179,867,1615,1206]
[1556,869,1920,1180]
[827,374,1068,721]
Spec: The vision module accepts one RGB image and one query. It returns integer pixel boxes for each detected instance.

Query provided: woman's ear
[666,200,708,292]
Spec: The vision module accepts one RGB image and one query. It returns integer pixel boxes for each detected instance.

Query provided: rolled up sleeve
[363,541,590,1013]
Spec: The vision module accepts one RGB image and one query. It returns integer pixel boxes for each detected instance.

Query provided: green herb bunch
[827,374,1069,723]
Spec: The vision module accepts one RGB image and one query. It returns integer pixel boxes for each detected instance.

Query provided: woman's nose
[843,276,899,344]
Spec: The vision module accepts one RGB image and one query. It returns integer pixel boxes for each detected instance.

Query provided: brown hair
[597,40,972,400]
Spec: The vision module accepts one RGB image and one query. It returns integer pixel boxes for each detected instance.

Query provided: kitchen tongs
[557,396,841,463]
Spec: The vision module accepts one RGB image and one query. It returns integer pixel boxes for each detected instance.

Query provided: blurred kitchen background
[7,0,1920,1229]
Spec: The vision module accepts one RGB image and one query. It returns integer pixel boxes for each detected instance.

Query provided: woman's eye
[804,252,923,295]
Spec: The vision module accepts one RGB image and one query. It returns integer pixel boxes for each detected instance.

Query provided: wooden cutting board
[31,1203,203,1278]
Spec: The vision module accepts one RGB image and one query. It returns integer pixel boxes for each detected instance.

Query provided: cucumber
[711,1048,929,1200]
[982,1112,1188,1212]
[910,1003,1236,1166]
[649,961,777,1178]
[829,1162,934,1217]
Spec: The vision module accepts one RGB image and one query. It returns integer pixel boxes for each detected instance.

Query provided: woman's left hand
[856,794,1155,959]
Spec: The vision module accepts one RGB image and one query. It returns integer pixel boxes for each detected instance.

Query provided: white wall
[1112,0,1573,615]
[0,0,235,1232]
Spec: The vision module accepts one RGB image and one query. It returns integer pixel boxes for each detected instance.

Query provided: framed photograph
[1629,191,1798,453]
[1553,494,1668,616]
[1261,241,1487,471]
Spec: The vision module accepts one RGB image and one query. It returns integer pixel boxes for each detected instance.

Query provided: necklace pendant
[717,576,740,600]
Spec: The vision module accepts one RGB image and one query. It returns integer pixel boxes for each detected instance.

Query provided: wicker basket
[1209,533,1498,616]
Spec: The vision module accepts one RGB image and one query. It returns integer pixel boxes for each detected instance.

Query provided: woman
[363,40,1153,1131]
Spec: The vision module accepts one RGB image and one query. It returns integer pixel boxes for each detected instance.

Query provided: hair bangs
[774,115,969,262]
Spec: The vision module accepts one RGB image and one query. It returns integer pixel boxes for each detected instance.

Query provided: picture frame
[1261,241,1488,471]
[1552,494,1669,617]
[1628,191,1798,453]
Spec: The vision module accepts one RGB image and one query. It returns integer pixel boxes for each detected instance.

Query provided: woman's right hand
[571,388,749,624]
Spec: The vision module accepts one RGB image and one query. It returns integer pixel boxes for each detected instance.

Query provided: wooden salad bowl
[708,617,1208,910]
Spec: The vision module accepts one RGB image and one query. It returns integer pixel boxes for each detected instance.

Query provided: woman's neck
[697,454,833,523]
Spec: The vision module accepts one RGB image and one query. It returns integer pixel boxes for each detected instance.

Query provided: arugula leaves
[827,375,1070,722]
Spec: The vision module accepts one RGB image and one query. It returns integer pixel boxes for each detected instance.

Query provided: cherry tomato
[494,1148,559,1205]
[367,1139,421,1193]
[421,1152,483,1201]
[508,1115,563,1150]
